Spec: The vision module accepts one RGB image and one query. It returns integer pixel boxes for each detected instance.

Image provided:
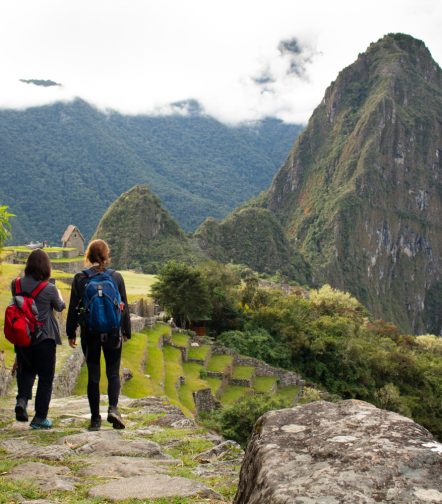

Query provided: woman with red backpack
[11,249,66,428]
[66,239,131,431]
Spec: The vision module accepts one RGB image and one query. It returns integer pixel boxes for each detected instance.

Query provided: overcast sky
[1,0,441,124]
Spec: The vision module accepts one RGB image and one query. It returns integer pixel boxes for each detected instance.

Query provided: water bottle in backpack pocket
[81,269,123,337]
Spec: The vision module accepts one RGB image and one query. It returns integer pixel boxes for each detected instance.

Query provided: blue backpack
[82,268,122,336]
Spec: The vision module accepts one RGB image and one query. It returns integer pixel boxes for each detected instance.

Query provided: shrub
[215,393,287,447]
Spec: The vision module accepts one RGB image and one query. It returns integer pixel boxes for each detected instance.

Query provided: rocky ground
[0,395,243,503]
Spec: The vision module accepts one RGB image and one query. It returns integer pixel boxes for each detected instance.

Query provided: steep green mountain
[194,207,295,278]
[266,34,442,334]
[0,99,301,244]
[94,185,204,272]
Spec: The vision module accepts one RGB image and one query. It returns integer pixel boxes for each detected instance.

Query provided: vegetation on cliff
[93,185,204,272]
[265,33,442,334]
[0,99,301,243]
[150,259,442,441]
[194,207,312,283]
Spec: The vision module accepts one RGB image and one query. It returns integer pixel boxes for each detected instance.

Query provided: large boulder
[234,400,442,503]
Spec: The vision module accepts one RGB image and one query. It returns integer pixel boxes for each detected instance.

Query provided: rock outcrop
[234,400,442,503]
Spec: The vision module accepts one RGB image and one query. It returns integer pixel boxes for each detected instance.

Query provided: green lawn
[179,362,209,412]
[120,270,157,299]
[206,377,223,396]
[253,376,278,393]
[146,325,169,395]
[206,354,233,373]
[121,331,153,398]
[232,366,255,380]
[163,346,184,402]
[171,332,190,348]
[187,344,211,362]
[219,385,251,405]
[275,385,301,404]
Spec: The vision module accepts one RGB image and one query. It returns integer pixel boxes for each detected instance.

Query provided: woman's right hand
[68,337,77,348]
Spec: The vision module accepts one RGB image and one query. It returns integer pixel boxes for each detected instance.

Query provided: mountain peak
[267,33,442,334]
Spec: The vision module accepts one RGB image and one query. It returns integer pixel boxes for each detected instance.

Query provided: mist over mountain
[0,99,301,244]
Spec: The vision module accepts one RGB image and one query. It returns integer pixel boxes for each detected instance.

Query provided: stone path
[0,395,243,503]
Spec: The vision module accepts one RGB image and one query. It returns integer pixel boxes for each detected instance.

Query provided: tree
[0,205,13,252]
[198,262,243,333]
[151,261,211,328]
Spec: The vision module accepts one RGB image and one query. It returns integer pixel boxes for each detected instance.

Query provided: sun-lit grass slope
[72,322,302,416]
[219,385,251,405]
[207,355,233,373]
[120,270,157,301]
[253,376,277,393]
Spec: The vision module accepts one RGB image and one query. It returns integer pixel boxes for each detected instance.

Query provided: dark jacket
[11,276,66,345]
[66,268,131,340]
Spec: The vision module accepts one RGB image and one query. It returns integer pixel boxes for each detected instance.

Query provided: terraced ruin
[0,251,303,418]
[73,325,304,416]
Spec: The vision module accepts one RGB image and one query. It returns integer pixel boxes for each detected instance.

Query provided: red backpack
[3,278,48,347]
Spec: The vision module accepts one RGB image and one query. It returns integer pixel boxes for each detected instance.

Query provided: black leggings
[16,339,56,419]
[81,335,122,418]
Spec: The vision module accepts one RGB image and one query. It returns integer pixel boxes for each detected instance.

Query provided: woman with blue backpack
[66,239,131,431]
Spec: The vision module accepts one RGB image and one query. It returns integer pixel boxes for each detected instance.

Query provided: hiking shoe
[15,398,28,422]
[88,415,102,431]
[107,407,125,429]
[30,417,53,429]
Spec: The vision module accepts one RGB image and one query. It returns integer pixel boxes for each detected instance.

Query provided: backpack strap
[30,281,49,299]
[14,277,22,295]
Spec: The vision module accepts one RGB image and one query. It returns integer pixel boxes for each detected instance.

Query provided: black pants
[81,335,122,419]
[16,339,56,419]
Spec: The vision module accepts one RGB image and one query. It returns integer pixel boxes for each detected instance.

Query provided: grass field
[206,354,233,373]
[274,385,301,403]
[187,344,211,362]
[120,270,157,301]
[219,385,251,405]
[232,366,255,380]
[171,332,190,348]
[253,376,277,393]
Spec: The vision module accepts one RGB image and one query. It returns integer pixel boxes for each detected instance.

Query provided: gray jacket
[11,276,66,345]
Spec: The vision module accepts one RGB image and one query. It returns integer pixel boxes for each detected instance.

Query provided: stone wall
[129,298,155,317]
[52,346,84,397]
[233,355,304,387]
[130,314,157,333]
[50,260,84,274]
[193,388,221,415]
[0,351,13,397]
[63,249,79,259]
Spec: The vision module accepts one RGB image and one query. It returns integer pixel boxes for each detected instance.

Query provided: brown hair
[25,249,51,281]
[85,239,110,271]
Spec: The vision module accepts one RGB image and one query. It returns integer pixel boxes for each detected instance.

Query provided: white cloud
[0,0,441,123]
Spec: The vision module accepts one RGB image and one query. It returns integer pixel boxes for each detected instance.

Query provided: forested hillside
[0,99,301,243]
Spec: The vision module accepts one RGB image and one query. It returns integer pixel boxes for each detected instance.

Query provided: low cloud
[0,0,441,125]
